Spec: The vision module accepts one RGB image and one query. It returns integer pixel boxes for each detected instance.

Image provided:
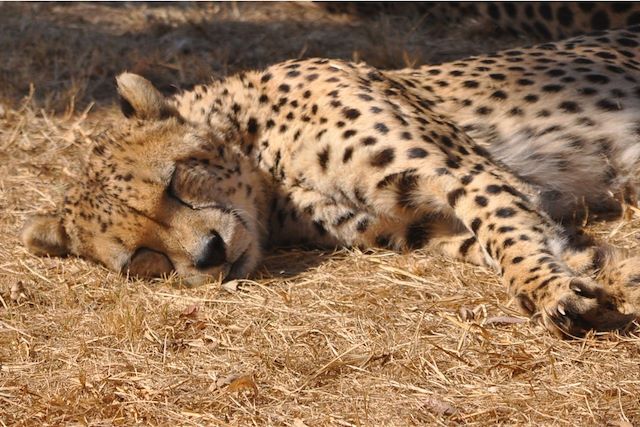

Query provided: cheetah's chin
[178,248,250,286]
[225,248,250,281]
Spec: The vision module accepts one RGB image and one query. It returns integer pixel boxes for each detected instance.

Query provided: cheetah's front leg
[447,168,637,336]
[451,171,637,335]
[360,154,635,336]
[427,228,640,331]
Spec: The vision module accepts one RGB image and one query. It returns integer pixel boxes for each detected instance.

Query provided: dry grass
[2,3,640,425]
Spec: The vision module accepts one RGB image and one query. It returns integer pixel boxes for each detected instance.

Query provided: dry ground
[1,2,640,426]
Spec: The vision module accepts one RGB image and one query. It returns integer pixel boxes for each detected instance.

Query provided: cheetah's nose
[195,231,226,270]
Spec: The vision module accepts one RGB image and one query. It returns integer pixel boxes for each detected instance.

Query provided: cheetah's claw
[543,279,636,338]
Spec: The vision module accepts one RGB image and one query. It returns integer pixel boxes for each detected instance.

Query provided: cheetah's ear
[116,73,177,121]
[21,214,70,257]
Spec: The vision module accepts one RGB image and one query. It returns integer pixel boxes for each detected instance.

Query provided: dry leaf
[180,304,198,318]
[216,373,242,388]
[222,280,240,293]
[292,419,309,427]
[421,396,457,416]
[10,281,27,302]
[227,375,258,397]
[458,306,474,321]
[203,335,218,348]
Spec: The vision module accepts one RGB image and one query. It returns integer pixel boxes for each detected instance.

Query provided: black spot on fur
[557,6,573,26]
[343,129,357,139]
[374,123,389,135]
[586,74,610,84]
[361,136,377,146]
[490,90,508,100]
[367,71,384,82]
[547,69,566,77]
[343,108,361,120]
[488,3,500,19]
[596,98,621,111]
[446,158,460,169]
[514,202,533,213]
[334,212,355,227]
[538,3,552,19]
[503,2,517,18]
[579,87,598,96]
[247,117,259,134]
[407,147,428,158]
[354,188,367,205]
[496,208,516,218]
[459,237,476,257]
[474,195,488,207]
[591,10,610,30]
[440,135,454,147]
[406,219,433,249]
[628,12,640,26]
[508,107,524,116]
[542,84,563,93]
[476,106,493,115]
[461,175,473,185]
[559,101,582,113]
[516,79,534,86]
[356,218,369,233]
[375,235,391,248]
[471,218,482,233]
[486,185,501,194]
[472,145,491,158]
[342,147,354,163]
[261,73,272,83]
[447,188,466,207]
[318,146,330,172]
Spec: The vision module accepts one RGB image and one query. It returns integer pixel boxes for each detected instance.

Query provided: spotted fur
[332,2,640,41]
[473,2,640,40]
[23,27,640,338]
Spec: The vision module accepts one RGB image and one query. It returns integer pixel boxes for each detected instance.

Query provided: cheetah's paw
[541,278,635,338]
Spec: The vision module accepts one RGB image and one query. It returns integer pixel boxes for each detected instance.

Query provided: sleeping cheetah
[22,26,640,337]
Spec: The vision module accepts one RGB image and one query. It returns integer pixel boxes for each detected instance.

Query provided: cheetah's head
[22,73,267,285]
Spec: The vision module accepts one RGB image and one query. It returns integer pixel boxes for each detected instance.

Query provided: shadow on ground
[0,2,521,112]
